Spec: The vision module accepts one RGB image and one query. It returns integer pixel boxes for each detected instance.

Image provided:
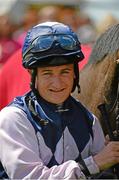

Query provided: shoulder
[0,106,26,118]
[0,106,33,130]
[92,114,103,131]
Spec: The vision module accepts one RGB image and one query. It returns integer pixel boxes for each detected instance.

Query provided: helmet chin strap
[72,62,80,94]
[77,83,80,93]
[30,69,37,91]
[30,69,40,100]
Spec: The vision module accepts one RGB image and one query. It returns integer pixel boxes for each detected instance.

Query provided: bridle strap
[108,61,119,138]
[109,78,119,114]
[109,61,119,114]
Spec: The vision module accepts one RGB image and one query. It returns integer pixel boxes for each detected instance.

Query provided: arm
[93,141,119,171]
[0,107,85,179]
[91,116,119,171]
[82,115,119,173]
[82,115,105,175]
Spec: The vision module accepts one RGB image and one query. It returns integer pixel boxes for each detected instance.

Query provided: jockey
[0,22,107,179]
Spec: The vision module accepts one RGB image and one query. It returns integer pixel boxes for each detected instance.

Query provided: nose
[51,75,64,89]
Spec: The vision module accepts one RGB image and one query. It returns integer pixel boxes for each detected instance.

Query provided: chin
[50,97,68,104]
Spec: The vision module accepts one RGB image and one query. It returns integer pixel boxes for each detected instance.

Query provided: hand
[93,141,119,171]
[105,131,118,145]
[105,134,110,145]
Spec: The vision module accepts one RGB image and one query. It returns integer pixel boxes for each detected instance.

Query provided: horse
[73,23,119,135]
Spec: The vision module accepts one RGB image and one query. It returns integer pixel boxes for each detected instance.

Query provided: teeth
[50,89,63,92]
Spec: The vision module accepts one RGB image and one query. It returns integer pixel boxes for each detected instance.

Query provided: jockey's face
[36,64,75,104]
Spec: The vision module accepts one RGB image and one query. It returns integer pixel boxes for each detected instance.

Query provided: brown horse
[73,24,119,135]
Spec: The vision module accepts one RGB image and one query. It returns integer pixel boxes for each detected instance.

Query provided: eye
[41,70,53,77]
[43,72,52,75]
[62,71,69,74]
[61,69,71,75]
[43,72,53,77]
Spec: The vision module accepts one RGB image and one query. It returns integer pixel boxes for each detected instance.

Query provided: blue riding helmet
[22,22,84,69]
[22,22,84,94]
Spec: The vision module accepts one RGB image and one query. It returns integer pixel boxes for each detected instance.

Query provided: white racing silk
[0,106,105,179]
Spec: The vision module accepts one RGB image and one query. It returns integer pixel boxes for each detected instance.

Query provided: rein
[109,64,119,114]
[98,60,119,178]
[109,61,119,136]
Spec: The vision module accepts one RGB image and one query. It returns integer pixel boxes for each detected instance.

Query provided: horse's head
[73,24,119,134]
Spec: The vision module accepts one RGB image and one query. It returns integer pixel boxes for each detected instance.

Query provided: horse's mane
[88,23,119,64]
[76,24,119,134]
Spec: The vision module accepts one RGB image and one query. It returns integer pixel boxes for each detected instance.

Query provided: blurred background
[0,0,119,110]
[0,0,119,68]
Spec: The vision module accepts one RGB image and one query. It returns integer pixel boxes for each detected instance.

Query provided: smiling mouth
[50,88,65,92]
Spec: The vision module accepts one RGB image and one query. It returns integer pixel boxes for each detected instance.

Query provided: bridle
[109,60,119,112]
[108,60,119,136]
[97,60,119,178]
[98,59,119,139]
